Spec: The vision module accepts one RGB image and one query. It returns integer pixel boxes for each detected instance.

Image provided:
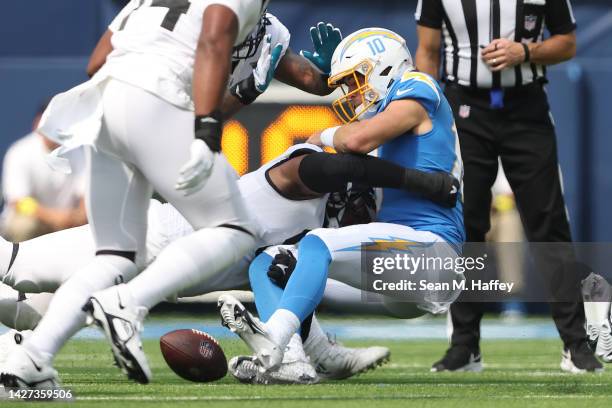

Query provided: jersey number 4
[119,0,191,32]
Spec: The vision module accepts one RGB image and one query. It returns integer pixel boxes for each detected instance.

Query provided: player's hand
[175,139,215,196]
[306,131,323,146]
[427,172,460,208]
[267,248,297,289]
[481,39,527,72]
[254,34,284,93]
[230,35,284,105]
[300,22,342,74]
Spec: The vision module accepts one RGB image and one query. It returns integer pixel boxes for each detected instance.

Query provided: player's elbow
[564,38,577,61]
[555,33,577,62]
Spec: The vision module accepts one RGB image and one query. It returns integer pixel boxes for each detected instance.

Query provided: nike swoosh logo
[396,88,414,97]
[199,117,219,124]
[30,356,43,372]
[450,185,458,194]
[234,85,242,99]
[117,292,125,310]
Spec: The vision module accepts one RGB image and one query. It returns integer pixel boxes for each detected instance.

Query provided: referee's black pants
[445,82,588,350]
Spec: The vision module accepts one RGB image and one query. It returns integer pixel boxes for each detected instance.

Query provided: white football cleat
[587,323,599,352]
[229,335,318,384]
[218,294,283,370]
[229,355,319,385]
[595,323,612,363]
[305,334,390,380]
[0,330,31,367]
[0,344,61,393]
[85,284,151,384]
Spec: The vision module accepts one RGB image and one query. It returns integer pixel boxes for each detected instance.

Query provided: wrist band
[522,43,530,63]
[320,126,340,148]
[195,110,223,152]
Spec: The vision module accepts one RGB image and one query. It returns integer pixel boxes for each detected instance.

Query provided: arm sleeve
[108,0,141,33]
[545,0,577,35]
[415,0,444,29]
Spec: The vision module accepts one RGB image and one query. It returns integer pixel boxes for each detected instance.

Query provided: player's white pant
[309,222,464,316]
[21,79,255,359]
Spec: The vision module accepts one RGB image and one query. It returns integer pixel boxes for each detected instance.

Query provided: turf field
[12,333,612,407]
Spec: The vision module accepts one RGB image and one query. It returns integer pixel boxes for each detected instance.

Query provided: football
[160,329,228,382]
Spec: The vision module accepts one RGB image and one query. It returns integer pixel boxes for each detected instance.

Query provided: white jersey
[104,0,270,109]
[146,144,328,255]
[239,143,328,247]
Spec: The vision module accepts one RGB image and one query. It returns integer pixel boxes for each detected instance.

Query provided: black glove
[411,171,460,208]
[430,172,461,208]
[267,248,297,289]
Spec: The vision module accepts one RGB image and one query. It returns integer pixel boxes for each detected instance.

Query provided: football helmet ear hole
[379,66,392,76]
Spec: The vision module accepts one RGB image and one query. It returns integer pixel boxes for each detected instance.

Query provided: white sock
[284,334,308,363]
[264,308,300,349]
[303,315,328,356]
[585,301,611,328]
[129,227,253,310]
[25,255,137,360]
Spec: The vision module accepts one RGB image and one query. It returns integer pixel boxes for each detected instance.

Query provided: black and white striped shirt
[415,0,576,89]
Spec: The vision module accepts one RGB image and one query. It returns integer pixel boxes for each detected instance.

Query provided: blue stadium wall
[1,0,611,242]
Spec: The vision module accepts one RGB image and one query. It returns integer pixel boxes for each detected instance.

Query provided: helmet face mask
[329,61,379,123]
[232,13,271,61]
[328,28,414,123]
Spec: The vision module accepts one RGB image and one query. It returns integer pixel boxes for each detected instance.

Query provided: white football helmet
[328,28,414,123]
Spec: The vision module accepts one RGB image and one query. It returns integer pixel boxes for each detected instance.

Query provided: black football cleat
[561,341,604,373]
[431,345,483,372]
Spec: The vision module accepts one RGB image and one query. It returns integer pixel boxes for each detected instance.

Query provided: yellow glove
[15,197,39,216]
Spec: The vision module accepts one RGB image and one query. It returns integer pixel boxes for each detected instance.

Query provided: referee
[414,0,602,372]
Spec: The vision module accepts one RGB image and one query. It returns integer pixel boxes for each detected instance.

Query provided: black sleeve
[297,152,459,207]
[415,0,444,29]
[545,0,577,35]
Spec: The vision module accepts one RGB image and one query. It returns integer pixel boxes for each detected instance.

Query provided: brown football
[160,329,228,382]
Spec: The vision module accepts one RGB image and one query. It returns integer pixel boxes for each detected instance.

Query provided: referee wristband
[320,126,340,149]
[522,43,531,63]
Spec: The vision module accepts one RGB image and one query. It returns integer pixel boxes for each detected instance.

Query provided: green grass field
[12,335,611,407]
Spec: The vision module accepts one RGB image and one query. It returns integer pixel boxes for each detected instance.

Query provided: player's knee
[248,252,274,283]
[298,234,332,263]
[305,229,333,249]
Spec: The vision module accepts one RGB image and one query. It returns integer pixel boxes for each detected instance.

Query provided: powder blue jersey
[375,71,465,250]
